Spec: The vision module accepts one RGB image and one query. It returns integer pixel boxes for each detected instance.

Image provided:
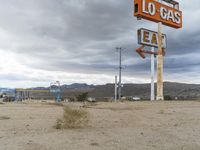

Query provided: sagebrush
[55,106,89,129]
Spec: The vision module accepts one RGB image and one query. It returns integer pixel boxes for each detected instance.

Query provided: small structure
[14,82,62,102]
[0,89,15,102]
[14,89,52,101]
[50,81,61,102]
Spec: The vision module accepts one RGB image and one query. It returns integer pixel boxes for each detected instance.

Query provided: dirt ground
[1,101,200,150]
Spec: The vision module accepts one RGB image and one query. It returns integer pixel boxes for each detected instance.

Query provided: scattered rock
[29,117,34,119]
[174,123,179,127]
[90,142,99,146]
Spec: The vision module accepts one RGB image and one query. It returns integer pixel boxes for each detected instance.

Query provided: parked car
[131,97,141,101]
[87,97,96,102]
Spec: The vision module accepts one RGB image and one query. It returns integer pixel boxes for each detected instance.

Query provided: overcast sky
[0,0,199,88]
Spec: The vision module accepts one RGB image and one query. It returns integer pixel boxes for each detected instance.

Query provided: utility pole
[116,47,122,100]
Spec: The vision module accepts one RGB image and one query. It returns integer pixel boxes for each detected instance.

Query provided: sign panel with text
[134,0,182,28]
[138,28,167,48]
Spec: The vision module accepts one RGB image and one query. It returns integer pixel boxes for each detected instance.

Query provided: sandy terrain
[1,101,200,150]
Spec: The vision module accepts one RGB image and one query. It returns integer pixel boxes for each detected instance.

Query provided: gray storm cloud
[0,0,199,87]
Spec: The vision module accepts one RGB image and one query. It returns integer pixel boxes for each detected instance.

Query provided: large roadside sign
[138,28,167,48]
[134,0,182,28]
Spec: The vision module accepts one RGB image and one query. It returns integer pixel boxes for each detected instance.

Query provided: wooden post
[156,22,164,100]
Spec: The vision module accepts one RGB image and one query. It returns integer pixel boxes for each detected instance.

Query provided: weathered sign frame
[137,28,167,48]
[134,0,182,28]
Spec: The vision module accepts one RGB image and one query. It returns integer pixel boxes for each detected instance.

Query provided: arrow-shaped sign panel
[136,45,159,59]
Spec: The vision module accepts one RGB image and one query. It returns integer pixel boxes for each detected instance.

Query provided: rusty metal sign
[134,0,182,28]
[137,28,167,48]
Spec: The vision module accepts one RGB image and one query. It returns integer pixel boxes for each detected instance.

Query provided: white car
[132,97,141,101]
[87,97,96,102]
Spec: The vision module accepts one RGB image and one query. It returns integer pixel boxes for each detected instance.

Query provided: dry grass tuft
[0,116,10,120]
[159,109,165,114]
[90,142,100,146]
[104,107,133,111]
[44,102,64,107]
[82,102,98,108]
[134,106,145,110]
[55,106,89,129]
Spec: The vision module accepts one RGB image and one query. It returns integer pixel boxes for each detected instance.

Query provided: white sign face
[137,28,167,48]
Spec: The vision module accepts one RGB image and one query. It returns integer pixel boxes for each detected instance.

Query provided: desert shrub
[68,97,74,102]
[164,95,173,101]
[55,119,64,129]
[76,92,88,102]
[55,106,89,129]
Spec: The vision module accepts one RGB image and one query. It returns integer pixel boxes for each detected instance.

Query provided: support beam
[156,22,164,100]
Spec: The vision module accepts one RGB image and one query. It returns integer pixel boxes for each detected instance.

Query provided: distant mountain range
[87,82,200,100]
[1,82,200,100]
[31,82,200,100]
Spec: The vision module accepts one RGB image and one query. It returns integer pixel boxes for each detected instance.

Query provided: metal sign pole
[151,47,155,101]
[117,47,122,100]
[115,76,118,102]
